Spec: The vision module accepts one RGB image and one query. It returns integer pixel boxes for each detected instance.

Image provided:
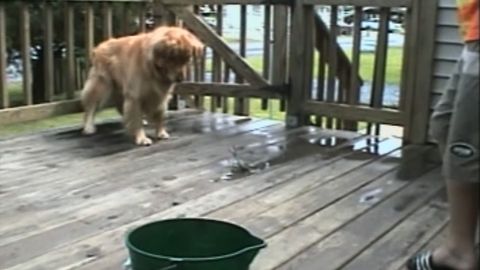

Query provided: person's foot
[431,245,478,270]
[407,246,478,270]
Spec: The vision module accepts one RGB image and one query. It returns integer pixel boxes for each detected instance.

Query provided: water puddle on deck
[214,133,358,182]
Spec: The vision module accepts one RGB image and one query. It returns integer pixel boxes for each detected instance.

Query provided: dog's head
[148,26,204,83]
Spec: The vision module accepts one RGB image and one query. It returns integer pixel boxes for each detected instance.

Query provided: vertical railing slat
[234,5,249,116]
[344,6,363,131]
[103,2,113,39]
[85,2,95,68]
[211,4,223,111]
[369,7,390,136]
[0,3,8,108]
[123,3,131,35]
[65,2,75,99]
[44,1,55,102]
[20,2,32,105]
[315,26,327,127]
[272,5,288,112]
[193,5,205,109]
[325,5,338,129]
[261,4,271,110]
[139,3,147,33]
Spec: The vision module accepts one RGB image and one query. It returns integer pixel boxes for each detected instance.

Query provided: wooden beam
[304,101,405,126]
[271,5,288,112]
[211,4,223,111]
[175,82,286,99]
[261,4,272,110]
[349,7,362,105]
[287,1,314,127]
[325,5,338,129]
[103,2,113,39]
[167,6,269,87]
[44,2,55,102]
[397,144,438,180]
[0,3,7,109]
[303,0,411,7]
[234,4,249,115]
[403,0,438,144]
[368,7,390,136]
[20,2,32,105]
[0,100,83,126]
[65,3,76,99]
[160,0,291,5]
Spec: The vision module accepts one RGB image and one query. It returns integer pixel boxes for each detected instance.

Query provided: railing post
[402,0,438,145]
[398,0,439,180]
[286,0,314,128]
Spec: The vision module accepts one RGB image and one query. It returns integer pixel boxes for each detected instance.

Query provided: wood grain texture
[0,112,442,270]
[0,100,83,126]
[277,168,443,270]
[304,101,405,126]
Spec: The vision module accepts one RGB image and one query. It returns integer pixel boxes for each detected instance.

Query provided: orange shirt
[457,0,479,41]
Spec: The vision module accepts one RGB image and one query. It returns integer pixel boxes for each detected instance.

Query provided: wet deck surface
[0,111,448,270]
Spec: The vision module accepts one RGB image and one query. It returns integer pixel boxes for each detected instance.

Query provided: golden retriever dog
[80,26,204,146]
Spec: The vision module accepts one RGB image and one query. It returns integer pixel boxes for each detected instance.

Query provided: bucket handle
[158,264,177,270]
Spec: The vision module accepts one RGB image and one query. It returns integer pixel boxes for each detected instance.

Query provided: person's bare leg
[432,181,479,270]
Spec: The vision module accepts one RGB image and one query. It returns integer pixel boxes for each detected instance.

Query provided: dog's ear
[186,31,204,59]
[182,30,205,69]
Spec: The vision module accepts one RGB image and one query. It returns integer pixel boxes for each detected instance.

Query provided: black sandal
[406,251,456,270]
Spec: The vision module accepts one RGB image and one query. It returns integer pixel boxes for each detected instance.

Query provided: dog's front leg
[123,98,152,146]
[152,107,169,140]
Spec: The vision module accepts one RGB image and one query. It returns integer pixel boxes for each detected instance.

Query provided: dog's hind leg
[81,75,111,135]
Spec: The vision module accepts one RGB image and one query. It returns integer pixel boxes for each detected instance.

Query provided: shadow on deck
[0,110,448,270]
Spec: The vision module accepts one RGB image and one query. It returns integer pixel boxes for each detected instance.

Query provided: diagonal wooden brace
[166,5,269,87]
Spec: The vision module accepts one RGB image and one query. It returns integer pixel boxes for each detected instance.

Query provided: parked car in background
[359,18,404,33]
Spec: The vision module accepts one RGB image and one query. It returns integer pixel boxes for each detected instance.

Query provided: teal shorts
[429,41,479,183]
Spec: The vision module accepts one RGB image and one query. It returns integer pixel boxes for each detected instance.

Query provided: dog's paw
[156,130,170,140]
[135,136,153,146]
[82,125,96,135]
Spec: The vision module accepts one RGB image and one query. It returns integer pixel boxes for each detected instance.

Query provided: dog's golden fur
[81,26,204,145]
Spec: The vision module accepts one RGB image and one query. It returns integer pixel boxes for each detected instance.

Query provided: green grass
[210,47,404,85]
[0,108,119,139]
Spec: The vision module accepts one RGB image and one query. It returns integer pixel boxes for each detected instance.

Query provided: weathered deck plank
[73,137,396,269]
[0,112,443,270]
[341,196,448,270]
[277,168,444,270]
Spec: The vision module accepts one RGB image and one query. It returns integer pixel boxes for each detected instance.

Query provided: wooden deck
[0,111,449,270]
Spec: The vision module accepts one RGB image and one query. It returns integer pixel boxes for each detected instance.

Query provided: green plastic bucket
[125,218,267,270]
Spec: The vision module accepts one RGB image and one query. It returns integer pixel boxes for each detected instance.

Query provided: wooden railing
[0,0,153,124]
[0,0,433,145]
